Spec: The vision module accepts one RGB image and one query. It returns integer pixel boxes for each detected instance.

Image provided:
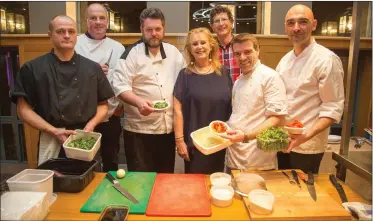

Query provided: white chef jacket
[75,34,125,121]
[112,41,185,134]
[226,60,288,170]
[276,38,344,154]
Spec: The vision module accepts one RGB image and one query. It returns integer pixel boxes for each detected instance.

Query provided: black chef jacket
[11,50,114,128]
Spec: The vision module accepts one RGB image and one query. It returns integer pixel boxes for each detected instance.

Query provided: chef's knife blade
[105,49,113,67]
[329,174,348,203]
[306,171,317,201]
[106,173,139,204]
[291,170,302,189]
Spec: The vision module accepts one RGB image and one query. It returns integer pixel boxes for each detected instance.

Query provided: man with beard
[210,6,240,82]
[75,3,125,172]
[112,8,185,172]
[220,33,288,172]
[276,5,344,174]
[11,15,114,165]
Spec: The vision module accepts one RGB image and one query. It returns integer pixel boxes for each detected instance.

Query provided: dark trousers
[185,147,226,174]
[277,151,325,174]
[123,130,175,173]
[95,115,122,172]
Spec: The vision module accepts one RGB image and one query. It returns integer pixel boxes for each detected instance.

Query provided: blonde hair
[184,28,221,75]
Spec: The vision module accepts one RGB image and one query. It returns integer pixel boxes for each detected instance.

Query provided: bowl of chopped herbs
[256,127,289,152]
[63,130,102,161]
[152,100,170,112]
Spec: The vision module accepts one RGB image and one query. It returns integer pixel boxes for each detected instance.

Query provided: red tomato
[286,120,304,128]
[212,122,227,133]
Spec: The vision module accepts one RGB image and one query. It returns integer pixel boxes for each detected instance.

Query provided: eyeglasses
[213,18,230,24]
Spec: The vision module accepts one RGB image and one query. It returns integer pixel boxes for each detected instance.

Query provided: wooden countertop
[45,172,370,221]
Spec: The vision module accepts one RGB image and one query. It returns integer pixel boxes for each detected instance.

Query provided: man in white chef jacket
[112,8,185,173]
[75,3,125,172]
[220,33,288,172]
[276,4,345,174]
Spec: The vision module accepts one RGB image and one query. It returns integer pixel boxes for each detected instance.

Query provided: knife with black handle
[291,170,302,189]
[329,174,348,203]
[106,173,139,204]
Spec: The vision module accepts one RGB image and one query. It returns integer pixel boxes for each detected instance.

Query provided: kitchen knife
[298,171,317,201]
[282,171,296,185]
[106,173,139,204]
[105,49,113,67]
[291,170,302,189]
[329,174,359,219]
[329,174,348,203]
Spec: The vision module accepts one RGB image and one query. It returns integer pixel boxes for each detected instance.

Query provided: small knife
[106,173,139,204]
[291,170,302,189]
[105,49,113,67]
[329,174,348,203]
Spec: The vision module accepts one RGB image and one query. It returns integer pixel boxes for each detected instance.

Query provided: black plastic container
[37,158,97,193]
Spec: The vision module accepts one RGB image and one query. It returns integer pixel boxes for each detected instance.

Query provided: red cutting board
[146,173,212,217]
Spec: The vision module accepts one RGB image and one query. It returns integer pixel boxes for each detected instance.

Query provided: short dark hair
[232,33,259,51]
[140,8,165,26]
[209,5,234,24]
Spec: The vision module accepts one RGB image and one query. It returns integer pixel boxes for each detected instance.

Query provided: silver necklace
[194,64,212,75]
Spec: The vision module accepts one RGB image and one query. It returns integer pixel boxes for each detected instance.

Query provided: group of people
[11,4,344,175]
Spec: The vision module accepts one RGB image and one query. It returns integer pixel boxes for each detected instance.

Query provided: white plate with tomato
[209,120,230,137]
[284,120,305,135]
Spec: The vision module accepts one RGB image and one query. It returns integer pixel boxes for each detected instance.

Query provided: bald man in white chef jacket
[75,3,125,172]
[276,4,345,174]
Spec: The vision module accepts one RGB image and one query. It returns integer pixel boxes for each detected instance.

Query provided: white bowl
[284,126,305,135]
[63,130,102,161]
[248,189,275,215]
[210,172,231,186]
[152,100,170,112]
[209,120,229,136]
[190,126,232,155]
[210,185,234,207]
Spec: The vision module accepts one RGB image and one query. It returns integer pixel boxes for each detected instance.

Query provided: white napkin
[342,202,372,220]
[38,129,65,165]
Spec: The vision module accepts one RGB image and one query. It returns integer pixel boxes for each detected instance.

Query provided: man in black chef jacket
[11,15,114,165]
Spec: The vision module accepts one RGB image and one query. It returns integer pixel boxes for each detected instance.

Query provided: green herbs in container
[68,137,97,150]
[153,101,168,109]
[256,127,289,152]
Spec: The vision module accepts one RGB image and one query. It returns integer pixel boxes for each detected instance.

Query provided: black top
[173,68,233,150]
[11,50,114,127]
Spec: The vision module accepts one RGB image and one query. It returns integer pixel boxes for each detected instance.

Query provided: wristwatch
[242,134,250,143]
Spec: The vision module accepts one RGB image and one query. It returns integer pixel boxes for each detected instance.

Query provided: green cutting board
[80,171,156,214]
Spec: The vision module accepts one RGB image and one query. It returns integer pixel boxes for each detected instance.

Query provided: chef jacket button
[61,115,64,118]
[72,62,75,65]
[160,85,163,87]
[156,73,158,75]
[77,95,80,98]
[78,113,81,116]
[74,78,77,81]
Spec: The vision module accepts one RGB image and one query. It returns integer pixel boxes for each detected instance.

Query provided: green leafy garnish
[68,137,96,150]
[154,101,168,109]
[256,127,288,152]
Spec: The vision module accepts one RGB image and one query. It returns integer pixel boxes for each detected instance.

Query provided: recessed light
[246,23,249,24]
[253,6,256,9]
[237,22,239,24]
[238,6,241,8]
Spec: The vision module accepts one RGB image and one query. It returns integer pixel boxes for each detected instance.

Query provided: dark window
[0,2,29,34]
[189,1,258,34]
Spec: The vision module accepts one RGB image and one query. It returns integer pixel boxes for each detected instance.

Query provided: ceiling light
[238,6,241,8]
[253,6,256,9]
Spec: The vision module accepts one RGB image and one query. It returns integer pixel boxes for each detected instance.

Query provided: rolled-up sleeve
[263,73,288,116]
[318,54,345,123]
[112,51,136,97]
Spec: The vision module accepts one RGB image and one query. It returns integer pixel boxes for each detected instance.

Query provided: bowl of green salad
[256,127,289,152]
[152,100,170,112]
[63,130,102,161]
